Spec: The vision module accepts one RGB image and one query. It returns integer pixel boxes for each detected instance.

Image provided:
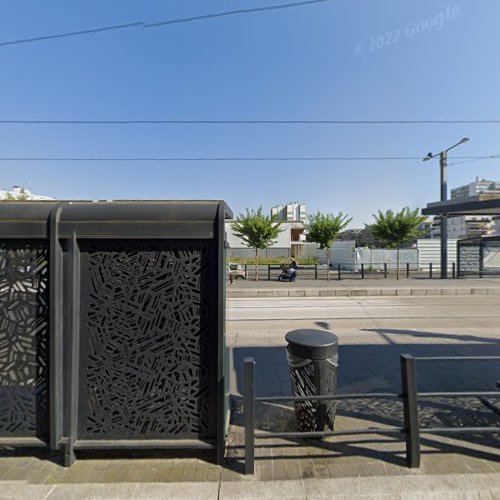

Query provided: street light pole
[440,150,447,202]
[440,150,448,279]
[423,137,469,279]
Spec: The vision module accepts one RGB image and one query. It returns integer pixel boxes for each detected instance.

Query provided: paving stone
[219,479,305,499]
[169,461,192,482]
[355,461,388,477]
[312,459,331,479]
[132,481,219,499]
[206,465,222,482]
[47,483,139,499]
[256,461,274,481]
[193,462,209,482]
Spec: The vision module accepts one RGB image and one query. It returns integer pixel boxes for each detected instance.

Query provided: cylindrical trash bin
[285,329,339,432]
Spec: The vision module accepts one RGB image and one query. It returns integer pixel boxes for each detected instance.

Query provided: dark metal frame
[243,355,500,473]
[0,201,232,466]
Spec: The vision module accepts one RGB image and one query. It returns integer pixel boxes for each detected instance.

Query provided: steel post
[440,151,448,279]
[400,355,421,468]
[479,239,484,278]
[244,358,255,475]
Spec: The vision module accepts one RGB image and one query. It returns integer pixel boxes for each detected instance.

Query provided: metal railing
[239,262,459,281]
[243,355,500,474]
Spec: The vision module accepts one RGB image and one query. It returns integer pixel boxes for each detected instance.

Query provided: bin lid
[285,329,338,360]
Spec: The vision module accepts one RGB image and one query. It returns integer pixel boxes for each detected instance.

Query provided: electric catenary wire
[448,154,500,167]
[0,155,493,162]
[0,0,335,48]
[1,120,500,125]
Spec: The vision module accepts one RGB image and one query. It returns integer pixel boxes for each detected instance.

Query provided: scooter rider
[289,258,298,279]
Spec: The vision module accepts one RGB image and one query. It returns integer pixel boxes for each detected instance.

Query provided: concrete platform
[227,277,500,298]
[2,294,500,498]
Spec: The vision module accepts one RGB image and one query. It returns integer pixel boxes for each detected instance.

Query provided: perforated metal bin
[286,329,339,432]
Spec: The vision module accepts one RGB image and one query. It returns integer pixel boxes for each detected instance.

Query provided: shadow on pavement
[230,336,500,467]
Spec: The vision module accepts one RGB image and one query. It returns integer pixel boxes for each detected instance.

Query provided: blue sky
[1,0,499,226]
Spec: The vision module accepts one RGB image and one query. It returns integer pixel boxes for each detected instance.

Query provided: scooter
[278,264,297,282]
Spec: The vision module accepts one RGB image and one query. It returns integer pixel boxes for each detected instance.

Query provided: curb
[228,287,500,298]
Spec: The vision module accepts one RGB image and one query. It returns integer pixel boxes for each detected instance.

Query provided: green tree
[367,207,426,279]
[230,207,283,281]
[306,212,352,280]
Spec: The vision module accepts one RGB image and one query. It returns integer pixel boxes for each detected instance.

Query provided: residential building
[451,177,500,199]
[448,216,497,238]
[339,228,377,247]
[0,186,54,201]
[434,178,500,238]
[226,221,301,258]
[430,216,498,239]
[271,202,307,257]
[271,202,306,222]
[226,202,308,258]
[418,217,434,239]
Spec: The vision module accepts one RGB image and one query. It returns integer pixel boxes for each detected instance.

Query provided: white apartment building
[430,214,498,239]
[429,178,500,239]
[448,216,497,238]
[227,202,308,258]
[271,202,306,222]
[451,177,500,199]
[418,218,434,239]
[226,220,308,258]
[0,186,54,201]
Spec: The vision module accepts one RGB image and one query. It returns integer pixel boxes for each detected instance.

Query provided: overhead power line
[0,155,490,162]
[448,154,500,167]
[0,22,142,48]
[0,0,335,48]
[1,119,500,125]
[145,0,334,28]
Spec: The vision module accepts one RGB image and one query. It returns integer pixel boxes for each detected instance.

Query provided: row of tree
[231,207,426,280]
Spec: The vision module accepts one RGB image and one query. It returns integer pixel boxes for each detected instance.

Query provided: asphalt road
[227,295,500,345]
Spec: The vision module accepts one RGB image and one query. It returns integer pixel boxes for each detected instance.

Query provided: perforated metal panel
[78,240,217,440]
[288,356,337,432]
[0,240,49,439]
[484,240,500,273]
[458,237,500,277]
[458,243,480,275]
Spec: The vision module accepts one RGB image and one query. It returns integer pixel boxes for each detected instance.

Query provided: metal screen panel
[0,240,49,439]
[78,240,217,441]
[458,241,481,276]
[484,240,500,273]
[458,238,500,277]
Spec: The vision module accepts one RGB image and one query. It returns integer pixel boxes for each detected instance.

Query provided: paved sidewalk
[3,473,500,499]
[225,294,500,496]
[228,277,500,297]
[1,295,500,499]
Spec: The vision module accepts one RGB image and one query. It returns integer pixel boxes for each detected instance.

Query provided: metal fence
[243,355,500,474]
[458,236,500,278]
[238,263,459,281]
